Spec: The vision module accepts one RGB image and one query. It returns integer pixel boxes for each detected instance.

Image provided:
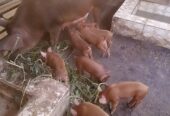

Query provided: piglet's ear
[74,99,80,106]
[99,95,107,104]
[47,47,52,52]
[97,86,102,92]
[40,51,47,58]
[70,108,77,116]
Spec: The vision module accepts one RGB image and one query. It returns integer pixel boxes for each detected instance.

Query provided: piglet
[40,47,68,83]
[76,22,110,57]
[75,56,110,82]
[68,28,93,59]
[71,101,109,116]
[98,81,149,114]
[89,27,113,48]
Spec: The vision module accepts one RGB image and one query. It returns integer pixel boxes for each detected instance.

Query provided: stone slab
[112,0,170,49]
[18,78,69,116]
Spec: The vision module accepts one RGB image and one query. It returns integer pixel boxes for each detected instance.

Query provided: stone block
[112,0,170,49]
[18,78,69,116]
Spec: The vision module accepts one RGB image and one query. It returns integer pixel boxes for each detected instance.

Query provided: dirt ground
[91,34,170,116]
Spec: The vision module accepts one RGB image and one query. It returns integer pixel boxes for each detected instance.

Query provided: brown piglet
[68,28,93,59]
[75,56,110,82]
[71,101,109,116]
[89,27,113,49]
[76,22,110,57]
[40,47,68,83]
[98,81,149,115]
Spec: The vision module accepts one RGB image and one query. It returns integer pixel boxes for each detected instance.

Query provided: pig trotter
[128,97,138,109]
[110,100,119,115]
[107,48,111,58]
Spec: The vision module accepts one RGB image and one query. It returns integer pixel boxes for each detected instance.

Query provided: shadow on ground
[93,34,170,116]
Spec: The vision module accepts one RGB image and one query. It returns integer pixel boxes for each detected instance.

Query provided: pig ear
[74,99,80,106]
[70,108,77,116]
[47,47,52,52]
[97,85,102,92]
[40,51,47,58]
[99,95,107,104]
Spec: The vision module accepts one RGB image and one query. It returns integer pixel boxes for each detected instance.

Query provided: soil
[92,34,170,116]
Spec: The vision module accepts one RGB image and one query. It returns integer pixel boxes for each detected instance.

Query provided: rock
[18,78,69,116]
[112,0,170,49]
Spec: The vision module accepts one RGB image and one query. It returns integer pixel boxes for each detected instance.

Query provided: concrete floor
[92,34,170,116]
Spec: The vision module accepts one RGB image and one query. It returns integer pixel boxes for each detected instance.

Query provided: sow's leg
[49,26,62,47]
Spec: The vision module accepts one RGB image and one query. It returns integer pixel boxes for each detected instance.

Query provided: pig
[75,55,109,82]
[0,0,115,57]
[91,0,125,29]
[71,101,109,116]
[89,27,113,56]
[89,27,113,48]
[40,47,68,83]
[98,81,149,114]
[68,28,93,59]
[76,22,110,57]
[80,22,113,53]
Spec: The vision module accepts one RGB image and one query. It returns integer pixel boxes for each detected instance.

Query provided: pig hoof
[127,103,132,108]
[102,54,107,58]
[107,53,110,58]
[111,111,115,115]
[127,103,135,109]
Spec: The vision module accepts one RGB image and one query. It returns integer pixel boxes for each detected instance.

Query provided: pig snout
[59,75,69,83]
